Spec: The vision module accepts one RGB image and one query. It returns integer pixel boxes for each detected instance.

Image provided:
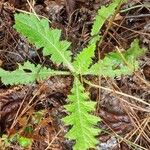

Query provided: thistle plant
[0,0,147,149]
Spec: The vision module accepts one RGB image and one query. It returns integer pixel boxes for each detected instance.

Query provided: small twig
[125,14,150,19]
[15,8,51,23]
[120,2,150,13]
[26,0,39,20]
[45,128,62,150]
[84,79,150,109]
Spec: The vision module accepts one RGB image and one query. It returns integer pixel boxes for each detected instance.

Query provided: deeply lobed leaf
[14,13,74,72]
[63,77,100,150]
[72,44,96,74]
[87,39,147,77]
[91,0,126,36]
[0,61,69,85]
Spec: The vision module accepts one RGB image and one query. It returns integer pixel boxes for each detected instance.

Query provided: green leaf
[18,136,32,148]
[89,35,101,44]
[14,13,74,72]
[87,39,147,77]
[24,126,33,134]
[33,110,44,124]
[87,57,133,77]
[91,0,125,36]
[0,61,69,85]
[63,77,100,150]
[1,134,11,147]
[124,39,147,59]
[72,44,96,74]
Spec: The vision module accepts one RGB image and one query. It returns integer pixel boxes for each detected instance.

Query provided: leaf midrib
[75,78,87,148]
[17,20,75,72]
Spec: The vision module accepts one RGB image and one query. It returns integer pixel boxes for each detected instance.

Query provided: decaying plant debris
[0,0,150,150]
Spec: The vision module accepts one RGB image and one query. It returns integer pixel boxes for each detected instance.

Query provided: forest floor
[0,0,150,150]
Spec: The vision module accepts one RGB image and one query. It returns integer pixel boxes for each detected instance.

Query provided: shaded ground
[0,0,150,150]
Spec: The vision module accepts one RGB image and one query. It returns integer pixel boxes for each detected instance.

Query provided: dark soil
[0,0,150,150]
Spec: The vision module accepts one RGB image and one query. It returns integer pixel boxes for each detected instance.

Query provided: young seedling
[0,0,147,149]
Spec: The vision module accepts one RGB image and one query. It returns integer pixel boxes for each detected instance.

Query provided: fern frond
[63,77,100,150]
[72,44,96,74]
[87,39,147,77]
[14,13,74,72]
[91,0,126,36]
[0,61,69,85]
